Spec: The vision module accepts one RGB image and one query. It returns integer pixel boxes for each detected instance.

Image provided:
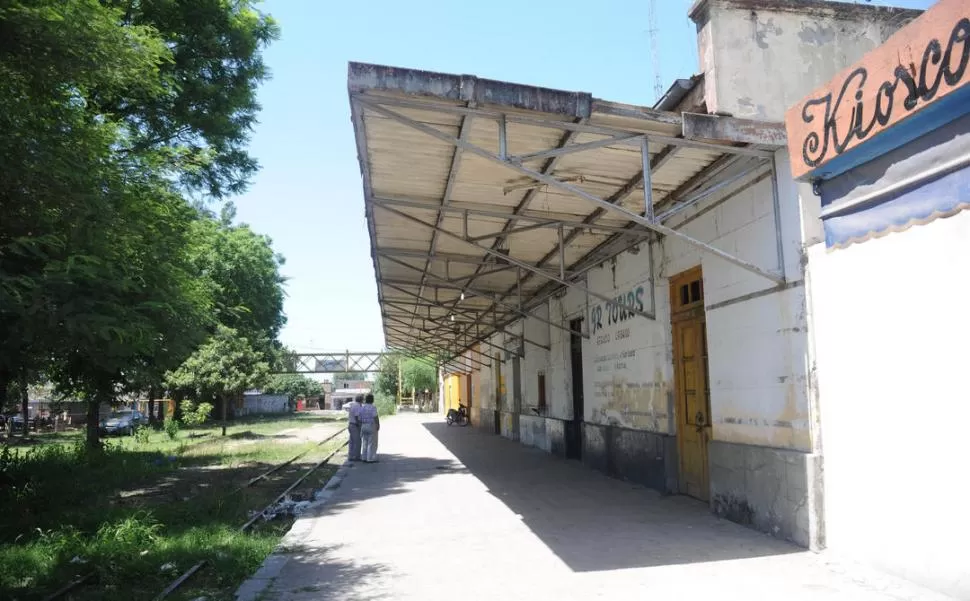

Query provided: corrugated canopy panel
[348,62,783,363]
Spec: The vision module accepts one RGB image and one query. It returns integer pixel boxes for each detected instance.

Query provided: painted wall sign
[589,286,645,335]
[785,0,970,181]
[584,282,668,433]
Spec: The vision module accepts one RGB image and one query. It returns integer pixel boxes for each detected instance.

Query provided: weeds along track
[153,438,349,600]
[42,430,349,601]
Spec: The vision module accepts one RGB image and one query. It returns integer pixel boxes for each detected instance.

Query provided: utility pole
[649,0,663,101]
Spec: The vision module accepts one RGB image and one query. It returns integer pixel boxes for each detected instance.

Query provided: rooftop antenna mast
[648,0,663,101]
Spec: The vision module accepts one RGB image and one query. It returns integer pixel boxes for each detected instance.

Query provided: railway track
[43,430,348,601]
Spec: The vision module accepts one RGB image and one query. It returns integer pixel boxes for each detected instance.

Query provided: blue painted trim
[801,85,970,183]
[824,163,970,248]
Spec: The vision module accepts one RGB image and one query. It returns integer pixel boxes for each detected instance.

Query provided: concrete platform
[241,413,956,601]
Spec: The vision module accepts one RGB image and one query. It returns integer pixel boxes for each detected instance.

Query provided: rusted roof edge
[348,61,593,119]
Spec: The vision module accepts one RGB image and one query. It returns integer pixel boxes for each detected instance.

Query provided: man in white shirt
[347,394,363,461]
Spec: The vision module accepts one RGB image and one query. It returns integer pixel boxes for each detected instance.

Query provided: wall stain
[713,493,755,526]
[753,16,784,49]
[798,21,836,46]
[592,371,670,433]
[736,96,768,119]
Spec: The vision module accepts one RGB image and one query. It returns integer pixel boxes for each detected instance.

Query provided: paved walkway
[248,414,955,601]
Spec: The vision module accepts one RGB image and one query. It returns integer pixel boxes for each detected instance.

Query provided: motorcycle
[446,403,469,427]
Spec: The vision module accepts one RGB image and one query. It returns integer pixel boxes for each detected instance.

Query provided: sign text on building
[589,286,645,335]
[785,0,970,180]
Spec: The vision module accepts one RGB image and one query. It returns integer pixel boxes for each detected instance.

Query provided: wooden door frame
[669,266,711,499]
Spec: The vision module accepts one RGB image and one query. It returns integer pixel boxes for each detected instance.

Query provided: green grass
[0,413,346,601]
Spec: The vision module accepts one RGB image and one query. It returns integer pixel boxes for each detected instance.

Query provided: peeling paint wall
[672,153,813,453]
[565,150,814,452]
[583,248,671,434]
[486,151,816,454]
[693,0,918,120]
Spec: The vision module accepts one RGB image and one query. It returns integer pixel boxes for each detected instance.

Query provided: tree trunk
[220,393,227,437]
[19,373,29,437]
[147,385,157,426]
[0,369,9,414]
[85,398,101,451]
[172,390,183,422]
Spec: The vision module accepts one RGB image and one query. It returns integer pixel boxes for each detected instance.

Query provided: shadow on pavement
[422,420,801,573]
[320,452,463,513]
[263,543,393,601]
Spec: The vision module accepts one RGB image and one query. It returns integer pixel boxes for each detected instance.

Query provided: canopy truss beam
[356,97,785,286]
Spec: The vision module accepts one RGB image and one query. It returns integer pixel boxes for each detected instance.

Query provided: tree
[189,212,286,356]
[165,325,270,435]
[400,359,437,395]
[45,178,213,449]
[99,0,280,198]
[374,353,402,398]
[262,374,323,403]
[0,0,279,449]
[0,0,173,438]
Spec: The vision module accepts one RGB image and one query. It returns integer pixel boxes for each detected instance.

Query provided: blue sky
[233,0,934,354]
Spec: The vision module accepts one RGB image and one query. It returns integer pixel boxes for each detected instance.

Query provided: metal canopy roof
[348,62,788,368]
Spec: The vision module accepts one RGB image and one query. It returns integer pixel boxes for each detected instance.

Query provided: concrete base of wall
[499,411,518,440]
[582,423,679,494]
[709,440,823,550]
[476,409,500,435]
[519,414,566,456]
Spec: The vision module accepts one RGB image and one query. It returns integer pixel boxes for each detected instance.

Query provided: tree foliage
[374,353,401,398]
[101,0,280,198]
[262,374,322,402]
[189,209,286,354]
[400,359,437,394]
[0,0,280,448]
[165,325,270,405]
[178,400,215,427]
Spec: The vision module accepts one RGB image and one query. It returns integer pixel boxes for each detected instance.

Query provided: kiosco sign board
[785,0,970,181]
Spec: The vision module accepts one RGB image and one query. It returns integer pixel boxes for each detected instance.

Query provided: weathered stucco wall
[654,151,814,452]
[582,247,671,434]
[491,151,816,455]
[691,0,919,121]
[477,334,498,415]
[548,287,586,420]
[522,308,551,412]
[809,210,970,598]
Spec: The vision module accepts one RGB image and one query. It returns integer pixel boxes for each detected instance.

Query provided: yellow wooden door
[445,374,460,412]
[671,267,712,501]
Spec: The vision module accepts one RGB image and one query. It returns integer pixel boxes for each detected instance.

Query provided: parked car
[100,409,145,436]
[7,413,27,430]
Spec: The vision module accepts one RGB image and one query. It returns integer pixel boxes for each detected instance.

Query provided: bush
[374,391,397,416]
[134,426,151,444]
[164,419,180,440]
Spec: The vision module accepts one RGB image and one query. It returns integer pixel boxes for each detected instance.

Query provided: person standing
[358,394,380,463]
[365,393,379,457]
[347,394,363,461]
